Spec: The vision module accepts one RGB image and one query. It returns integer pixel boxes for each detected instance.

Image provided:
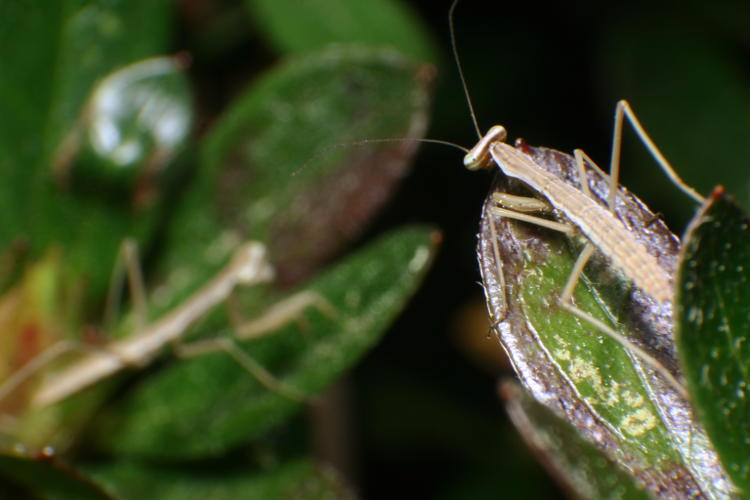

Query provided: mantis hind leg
[572,100,704,216]
[173,289,338,401]
[102,238,148,330]
[562,101,702,396]
[487,194,687,398]
[556,242,687,398]
[610,100,704,206]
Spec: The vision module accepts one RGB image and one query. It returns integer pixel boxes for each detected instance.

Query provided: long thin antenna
[449,0,481,139]
[292,138,469,176]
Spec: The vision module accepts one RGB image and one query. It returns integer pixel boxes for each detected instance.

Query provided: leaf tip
[710,185,726,200]
[416,63,437,86]
[173,51,193,70]
[429,229,443,247]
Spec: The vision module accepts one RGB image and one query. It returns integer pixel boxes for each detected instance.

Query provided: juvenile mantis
[472,138,736,496]
[446,0,702,396]
[442,2,739,494]
[0,240,332,409]
[464,102,701,396]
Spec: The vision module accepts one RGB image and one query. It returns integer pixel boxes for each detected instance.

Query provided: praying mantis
[444,1,735,494]
[465,101,697,396]
[442,0,705,397]
[0,239,334,411]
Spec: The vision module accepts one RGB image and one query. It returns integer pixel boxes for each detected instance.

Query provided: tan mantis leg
[543,99,705,398]
[103,237,147,330]
[31,241,275,407]
[489,191,688,398]
[610,100,704,206]
[174,290,339,401]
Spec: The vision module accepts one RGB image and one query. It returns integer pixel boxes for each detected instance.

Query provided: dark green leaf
[58,54,193,205]
[164,45,432,293]
[85,458,351,500]
[38,53,194,300]
[0,0,172,250]
[677,187,750,493]
[94,226,439,459]
[0,45,432,458]
[502,381,654,500]
[47,0,174,153]
[245,0,436,63]
[0,0,65,243]
[0,451,110,500]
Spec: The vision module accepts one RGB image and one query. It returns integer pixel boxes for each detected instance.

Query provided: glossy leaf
[0,15,434,463]
[477,146,731,498]
[0,451,110,500]
[0,0,175,315]
[0,0,172,248]
[0,0,65,244]
[93,226,439,459]
[501,381,653,500]
[677,188,750,493]
[245,0,435,63]
[38,51,192,302]
[86,458,350,500]
[58,55,193,206]
[25,54,193,301]
[162,45,432,293]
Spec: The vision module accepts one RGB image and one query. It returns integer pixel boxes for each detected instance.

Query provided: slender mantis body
[443,0,712,397]
[464,102,704,396]
[467,121,673,302]
[0,241,329,409]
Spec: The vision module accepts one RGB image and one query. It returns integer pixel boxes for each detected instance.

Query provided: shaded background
[179,0,750,498]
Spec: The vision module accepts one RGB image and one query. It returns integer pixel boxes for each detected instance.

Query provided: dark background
[358,2,749,499]
[183,1,750,497]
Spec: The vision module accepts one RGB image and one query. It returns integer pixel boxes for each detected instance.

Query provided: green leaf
[0,45,432,457]
[163,45,432,294]
[0,0,172,249]
[677,187,750,492]
[93,226,439,459]
[85,458,350,500]
[47,0,174,153]
[0,451,110,500]
[58,54,193,203]
[501,381,654,500]
[39,54,194,300]
[245,0,436,63]
[502,219,683,465]
[476,147,732,497]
